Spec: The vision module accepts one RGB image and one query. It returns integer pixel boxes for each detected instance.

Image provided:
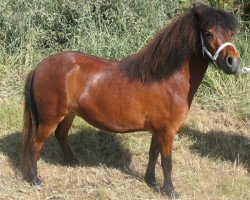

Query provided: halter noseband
[200,33,236,67]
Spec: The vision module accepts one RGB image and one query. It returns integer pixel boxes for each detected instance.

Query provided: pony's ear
[192,3,201,29]
[192,3,199,19]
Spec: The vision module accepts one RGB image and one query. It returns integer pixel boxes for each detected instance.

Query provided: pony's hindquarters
[20,54,78,185]
[21,69,60,185]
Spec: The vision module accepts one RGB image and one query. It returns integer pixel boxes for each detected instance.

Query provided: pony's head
[194,4,240,74]
[121,4,241,82]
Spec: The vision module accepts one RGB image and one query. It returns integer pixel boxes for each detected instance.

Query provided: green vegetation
[0,0,249,118]
[0,0,249,199]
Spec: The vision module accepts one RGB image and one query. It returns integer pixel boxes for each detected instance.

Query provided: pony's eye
[204,31,214,39]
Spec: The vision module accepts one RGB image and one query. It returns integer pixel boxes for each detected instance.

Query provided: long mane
[119,4,238,82]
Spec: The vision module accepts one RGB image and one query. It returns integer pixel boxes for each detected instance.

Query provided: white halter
[200,33,236,66]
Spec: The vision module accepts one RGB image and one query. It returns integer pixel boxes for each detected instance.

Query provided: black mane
[196,4,238,33]
[120,4,239,82]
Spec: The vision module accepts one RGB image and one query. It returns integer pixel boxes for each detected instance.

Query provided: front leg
[156,129,180,198]
[145,134,159,187]
[161,154,179,197]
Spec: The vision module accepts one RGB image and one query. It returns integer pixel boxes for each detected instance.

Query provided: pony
[21,4,240,197]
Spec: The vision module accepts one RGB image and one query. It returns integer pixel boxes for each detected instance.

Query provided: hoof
[144,177,157,188]
[64,157,79,166]
[29,176,41,187]
[162,188,180,199]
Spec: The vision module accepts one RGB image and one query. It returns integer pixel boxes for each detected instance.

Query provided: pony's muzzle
[225,55,240,74]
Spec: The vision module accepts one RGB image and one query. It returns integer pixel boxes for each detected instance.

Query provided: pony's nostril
[226,56,233,66]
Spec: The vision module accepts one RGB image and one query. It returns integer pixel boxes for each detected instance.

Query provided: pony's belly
[76,92,144,132]
[76,109,145,133]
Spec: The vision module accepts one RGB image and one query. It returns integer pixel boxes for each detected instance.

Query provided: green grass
[0,0,249,119]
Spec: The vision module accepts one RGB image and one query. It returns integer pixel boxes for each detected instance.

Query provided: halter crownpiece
[200,32,236,67]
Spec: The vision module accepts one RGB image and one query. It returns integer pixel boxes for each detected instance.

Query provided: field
[0,0,249,199]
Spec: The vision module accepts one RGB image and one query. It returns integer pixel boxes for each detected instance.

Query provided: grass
[0,0,249,118]
[0,0,249,199]
[0,100,249,199]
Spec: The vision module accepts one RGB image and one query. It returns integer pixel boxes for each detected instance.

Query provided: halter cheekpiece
[200,33,236,67]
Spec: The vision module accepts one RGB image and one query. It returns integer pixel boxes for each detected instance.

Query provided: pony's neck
[119,9,198,83]
[186,53,209,107]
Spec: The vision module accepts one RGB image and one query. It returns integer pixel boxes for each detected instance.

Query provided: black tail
[21,69,39,178]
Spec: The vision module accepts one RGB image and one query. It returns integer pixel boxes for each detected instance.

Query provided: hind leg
[27,123,57,185]
[54,113,79,165]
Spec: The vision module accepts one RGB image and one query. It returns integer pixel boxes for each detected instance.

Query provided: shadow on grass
[41,127,132,169]
[0,131,21,170]
[179,126,250,173]
[0,125,249,178]
[0,127,132,171]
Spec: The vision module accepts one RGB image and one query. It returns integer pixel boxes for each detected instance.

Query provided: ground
[0,101,249,199]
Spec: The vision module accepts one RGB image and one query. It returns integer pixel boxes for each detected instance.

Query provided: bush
[0,0,249,119]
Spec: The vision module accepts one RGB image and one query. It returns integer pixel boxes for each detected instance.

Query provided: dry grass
[0,100,249,200]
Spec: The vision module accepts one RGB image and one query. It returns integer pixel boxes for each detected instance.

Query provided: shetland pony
[21,4,240,197]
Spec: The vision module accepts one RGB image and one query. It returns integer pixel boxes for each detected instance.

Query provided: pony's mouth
[216,56,240,74]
